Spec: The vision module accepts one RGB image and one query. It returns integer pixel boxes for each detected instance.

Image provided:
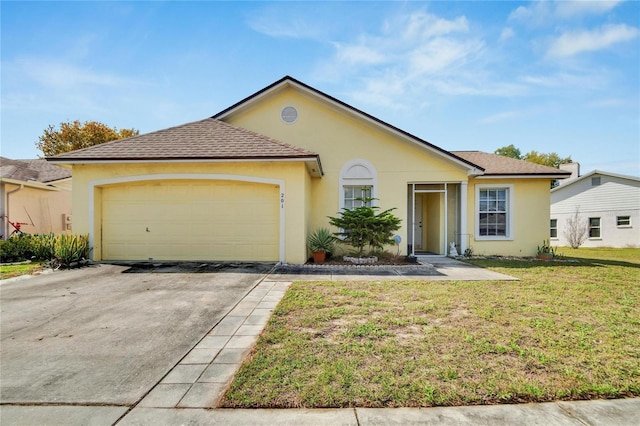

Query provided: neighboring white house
[550,165,640,248]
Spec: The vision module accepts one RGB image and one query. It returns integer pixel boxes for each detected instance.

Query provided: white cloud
[509,1,552,24]
[316,10,497,108]
[14,58,136,90]
[587,98,635,108]
[248,16,322,39]
[547,23,639,57]
[333,42,387,66]
[262,5,631,114]
[500,27,515,42]
[509,0,624,24]
[408,38,483,75]
[521,71,608,90]
[429,78,528,97]
[394,12,469,40]
[246,6,327,40]
[350,75,409,110]
[555,0,623,18]
[1,57,144,117]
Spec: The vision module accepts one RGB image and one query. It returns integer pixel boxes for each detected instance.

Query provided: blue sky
[2,1,639,176]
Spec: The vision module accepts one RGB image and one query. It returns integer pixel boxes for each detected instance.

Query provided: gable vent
[281,106,298,124]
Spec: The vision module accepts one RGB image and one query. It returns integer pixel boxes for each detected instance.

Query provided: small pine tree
[328,198,402,256]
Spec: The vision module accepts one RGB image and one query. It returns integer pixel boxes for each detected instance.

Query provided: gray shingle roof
[451,151,572,176]
[48,118,319,161]
[1,157,71,183]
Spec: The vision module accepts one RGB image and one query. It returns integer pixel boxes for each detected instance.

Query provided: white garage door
[101,180,279,261]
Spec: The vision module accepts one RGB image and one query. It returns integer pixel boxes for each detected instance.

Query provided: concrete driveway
[0,263,271,406]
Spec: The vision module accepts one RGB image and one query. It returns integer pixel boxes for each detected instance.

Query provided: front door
[413,194,423,250]
[409,183,451,255]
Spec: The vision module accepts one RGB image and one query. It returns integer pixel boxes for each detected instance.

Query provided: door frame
[408,182,469,257]
[409,183,447,256]
[413,194,424,251]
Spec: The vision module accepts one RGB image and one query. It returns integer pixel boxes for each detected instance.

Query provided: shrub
[53,234,91,268]
[537,240,556,257]
[307,228,336,253]
[328,198,402,256]
[0,234,35,263]
[31,233,56,260]
[564,207,588,249]
[0,233,91,268]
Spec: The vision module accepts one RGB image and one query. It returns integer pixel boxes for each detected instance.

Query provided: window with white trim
[339,159,377,210]
[589,217,601,238]
[550,219,558,238]
[617,216,631,227]
[344,186,372,210]
[476,185,513,239]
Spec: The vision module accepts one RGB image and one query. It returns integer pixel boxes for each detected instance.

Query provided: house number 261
[280,193,285,209]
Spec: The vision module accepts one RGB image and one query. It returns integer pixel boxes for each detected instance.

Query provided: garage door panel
[103,242,147,260]
[102,221,145,239]
[101,180,279,261]
[104,201,148,219]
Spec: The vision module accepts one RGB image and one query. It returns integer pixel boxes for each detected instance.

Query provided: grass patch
[0,261,47,280]
[221,248,640,408]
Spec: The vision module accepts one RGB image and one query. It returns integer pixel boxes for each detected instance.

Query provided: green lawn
[221,248,640,408]
[0,261,47,280]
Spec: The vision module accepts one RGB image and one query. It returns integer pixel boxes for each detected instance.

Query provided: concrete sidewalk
[117,398,640,425]
[3,397,637,425]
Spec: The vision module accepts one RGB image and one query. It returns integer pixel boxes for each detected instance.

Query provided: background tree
[494,145,572,168]
[36,120,139,157]
[564,207,589,249]
[494,144,522,159]
[522,151,572,168]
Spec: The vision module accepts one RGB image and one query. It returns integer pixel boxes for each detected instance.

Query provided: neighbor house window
[589,217,601,238]
[339,159,377,211]
[344,186,372,210]
[591,176,601,186]
[617,216,631,227]
[550,219,558,238]
[476,185,513,239]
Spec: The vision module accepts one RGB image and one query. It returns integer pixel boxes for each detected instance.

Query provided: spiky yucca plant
[54,234,90,268]
[32,233,56,260]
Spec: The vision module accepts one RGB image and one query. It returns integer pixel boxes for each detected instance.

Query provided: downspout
[5,184,24,239]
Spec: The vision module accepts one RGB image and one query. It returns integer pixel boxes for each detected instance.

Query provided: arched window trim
[339,159,378,210]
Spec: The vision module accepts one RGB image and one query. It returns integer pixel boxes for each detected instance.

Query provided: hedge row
[0,233,91,268]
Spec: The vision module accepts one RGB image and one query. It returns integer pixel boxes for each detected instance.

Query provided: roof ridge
[213,76,484,172]
[553,170,640,191]
[46,118,216,159]
[453,150,572,176]
[46,117,321,163]
[1,157,71,182]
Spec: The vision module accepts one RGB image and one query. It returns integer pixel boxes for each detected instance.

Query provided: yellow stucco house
[48,77,569,264]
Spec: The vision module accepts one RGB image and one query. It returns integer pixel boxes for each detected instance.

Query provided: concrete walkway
[3,261,638,425]
[268,256,518,281]
[133,279,291,410]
